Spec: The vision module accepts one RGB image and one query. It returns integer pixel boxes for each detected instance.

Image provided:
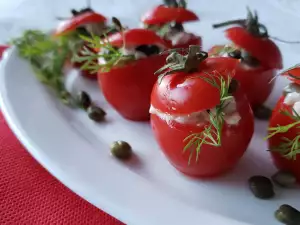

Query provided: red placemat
[0,46,124,225]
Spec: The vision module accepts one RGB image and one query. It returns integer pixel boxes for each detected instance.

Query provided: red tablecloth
[0,46,124,224]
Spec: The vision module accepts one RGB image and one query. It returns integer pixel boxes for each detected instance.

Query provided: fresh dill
[11,30,82,105]
[266,108,300,160]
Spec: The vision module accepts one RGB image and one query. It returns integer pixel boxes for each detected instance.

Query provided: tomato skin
[54,12,107,36]
[208,45,276,108]
[0,45,8,58]
[268,96,300,181]
[225,27,283,70]
[98,55,166,121]
[151,87,254,177]
[235,65,276,108]
[141,5,199,25]
[151,57,239,114]
[108,29,171,49]
[282,67,300,85]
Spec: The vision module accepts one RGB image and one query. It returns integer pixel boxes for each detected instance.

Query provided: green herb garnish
[73,18,135,74]
[184,73,233,164]
[11,30,82,105]
[266,108,300,160]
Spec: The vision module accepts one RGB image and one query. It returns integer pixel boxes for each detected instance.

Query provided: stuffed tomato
[150,46,254,177]
[80,27,170,121]
[141,0,201,49]
[54,8,111,79]
[210,9,283,108]
[267,66,300,181]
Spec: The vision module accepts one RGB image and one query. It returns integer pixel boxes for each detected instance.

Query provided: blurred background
[0,0,299,107]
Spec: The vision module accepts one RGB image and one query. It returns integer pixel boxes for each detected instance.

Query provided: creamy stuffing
[149,97,241,126]
[98,45,163,65]
[165,31,194,46]
[284,92,300,115]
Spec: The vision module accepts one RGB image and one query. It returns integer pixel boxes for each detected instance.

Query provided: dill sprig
[266,108,300,160]
[11,30,82,105]
[73,18,135,74]
[183,72,233,164]
[73,33,134,74]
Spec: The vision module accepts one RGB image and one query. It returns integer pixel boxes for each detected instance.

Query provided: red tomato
[141,4,200,49]
[54,12,107,36]
[107,28,171,48]
[141,5,199,25]
[98,55,166,121]
[268,96,300,181]
[235,64,276,108]
[225,27,282,70]
[150,57,254,177]
[208,45,276,108]
[0,45,8,58]
[281,67,300,85]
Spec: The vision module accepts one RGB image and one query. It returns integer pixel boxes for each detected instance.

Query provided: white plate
[1,0,300,225]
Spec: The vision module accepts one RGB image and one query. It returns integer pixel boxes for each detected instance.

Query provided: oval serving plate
[1,0,300,224]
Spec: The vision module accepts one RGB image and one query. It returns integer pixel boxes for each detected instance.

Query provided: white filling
[98,45,163,65]
[149,97,241,126]
[284,92,300,115]
[165,31,193,46]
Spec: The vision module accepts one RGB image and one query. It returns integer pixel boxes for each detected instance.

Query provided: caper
[253,105,272,120]
[241,50,260,67]
[164,0,179,7]
[283,83,300,96]
[248,176,275,199]
[87,106,106,122]
[77,91,92,110]
[272,171,297,188]
[112,17,123,31]
[228,79,239,94]
[170,22,184,32]
[228,50,241,59]
[275,204,300,224]
[110,141,132,160]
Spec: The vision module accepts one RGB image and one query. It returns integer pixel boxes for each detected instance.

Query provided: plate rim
[0,47,253,225]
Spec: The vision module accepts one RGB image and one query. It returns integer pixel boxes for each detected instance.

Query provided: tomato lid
[281,66,300,85]
[54,12,107,36]
[151,57,239,115]
[107,28,171,48]
[225,27,283,69]
[141,5,199,25]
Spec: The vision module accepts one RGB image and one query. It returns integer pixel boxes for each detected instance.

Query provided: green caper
[248,176,275,199]
[87,105,106,122]
[228,79,239,94]
[253,105,272,120]
[275,204,300,224]
[283,83,300,96]
[272,171,297,188]
[77,91,92,110]
[110,141,132,160]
